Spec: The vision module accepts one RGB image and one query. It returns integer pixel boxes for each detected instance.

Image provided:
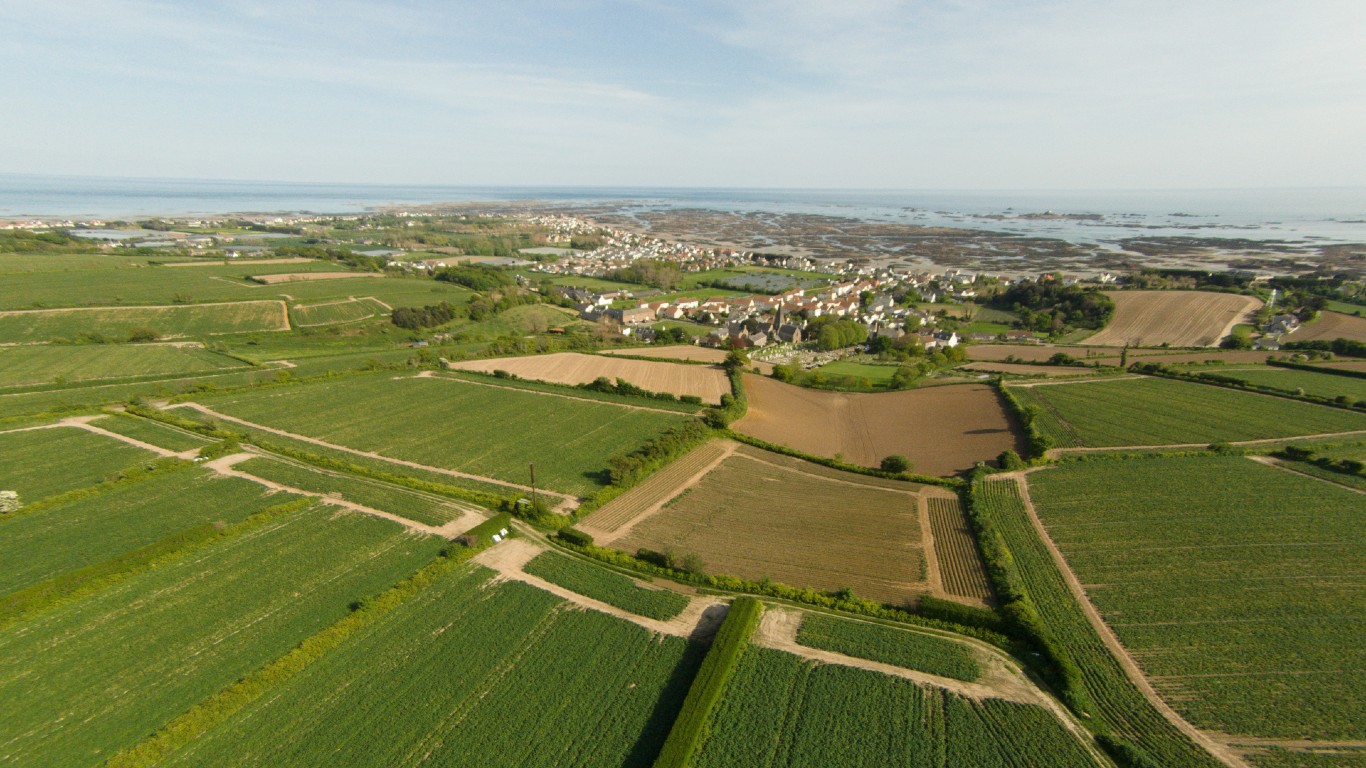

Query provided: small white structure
[492,534,502,543]
[0,491,19,514]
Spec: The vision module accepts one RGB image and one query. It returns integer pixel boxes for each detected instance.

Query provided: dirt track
[447,352,730,403]
[1085,291,1263,347]
[734,375,1023,475]
[247,272,387,284]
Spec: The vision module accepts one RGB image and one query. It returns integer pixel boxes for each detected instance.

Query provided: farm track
[581,439,737,543]
[206,452,482,537]
[1247,455,1366,495]
[1002,471,1252,768]
[473,538,729,641]
[169,402,580,512]
[416,371,692,416]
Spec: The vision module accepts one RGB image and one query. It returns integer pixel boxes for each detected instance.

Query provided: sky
[2,0,1364,189]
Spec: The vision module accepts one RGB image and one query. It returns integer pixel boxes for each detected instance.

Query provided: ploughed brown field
[447,352,730,403]
[247,272,388,284]
[600,344,774,374]
[616,445,954,606]
[1284,310,1366,344]
[1084,290,1263,347]
[734,374,1023,475]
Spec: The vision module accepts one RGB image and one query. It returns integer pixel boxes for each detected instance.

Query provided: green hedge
[653,596,763,768]
[994,379,1054,459]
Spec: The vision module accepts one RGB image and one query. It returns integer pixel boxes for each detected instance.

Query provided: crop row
[194,374,691,496]
[150,568,700,768]
[585,439,728,533]
[289,297,388,327]
[795,613,981,682]
[1028,456,1365,740]
[236,456,473,526]
[522,551,690,620]
[0,505,445,767]
[0,301,289,343]
[973,477,1223,767]
[926,496,994,601]
[1008,376,1366,448]
[0,425,156,502]
[693,645,1097,767]
[0,343,244,389]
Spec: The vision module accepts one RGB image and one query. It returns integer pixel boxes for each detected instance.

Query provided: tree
[722,349,750,373]
[880,455,911,473]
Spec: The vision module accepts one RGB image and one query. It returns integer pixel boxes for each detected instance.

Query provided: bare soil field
[734,374,1023,475]
[616,447,932,606]
[447,352,730,403]
[1284,310,1366,344]
[601,344,775,374]
[1085,290,1263,347]
[247,272,387,284]
[959,362,1100,377]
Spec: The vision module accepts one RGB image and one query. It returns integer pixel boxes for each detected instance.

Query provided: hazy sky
[3,0,1363,188]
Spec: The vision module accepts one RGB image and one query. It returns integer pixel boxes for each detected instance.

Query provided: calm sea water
[1,173,1362,248]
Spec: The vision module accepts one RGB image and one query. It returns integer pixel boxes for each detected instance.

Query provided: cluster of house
[559,273,972,351]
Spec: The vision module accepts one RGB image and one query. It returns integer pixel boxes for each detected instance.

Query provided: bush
[556,528,594,547]
[880,454,911,473]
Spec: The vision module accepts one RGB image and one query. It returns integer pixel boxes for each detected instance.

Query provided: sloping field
[694,645,1097,768]
[448,352,730,404]
[0,506,445,767]
[616,445,931,606]
[0,426,154,501]
[1085,290,1263,347]
[1009,376,1366,448]
[1285,310,1366,344]
[1029,457,1366,742]
[289,297,389,327]
[0,344,245,388]
[152,566,699,768]
[967,344,1272,365]
[248,271,386,284]
[192,374,690,496]
[0,301,289,343]
[735,375,1023,475]
[1211,367,1366,403]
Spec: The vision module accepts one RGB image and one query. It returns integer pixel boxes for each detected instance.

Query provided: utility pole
[529,462,538,514]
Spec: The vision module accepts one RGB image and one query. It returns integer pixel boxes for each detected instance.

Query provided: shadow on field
[625,642,708,767]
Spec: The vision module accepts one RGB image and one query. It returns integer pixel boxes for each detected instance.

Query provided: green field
[194,374,691,495]
[0,469,300,598]
[1028,457,1365,740]
[0,252,158,274]
[289,297,390,327]
[1010,376,1366,448]
[0,426,155,501]
[0,343,247,388]
[0,505,445,767]
[1211,367,1366,403]
[813,360,900,388]
[90,412,215,452]
[156,565,700,768]
[974,477,1223,767]
[795,613,981,681]
[523,551,690,620]
[234,456,478,526]
[0,301,289,343]
[693,645,1097,767]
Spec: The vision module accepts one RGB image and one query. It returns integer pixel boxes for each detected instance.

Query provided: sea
[1,173,1363,249]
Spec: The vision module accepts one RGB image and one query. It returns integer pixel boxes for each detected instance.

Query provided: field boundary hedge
[994,379,1054,460]
[652,596,762,768]
[0,497,314,630]
[1268,358,1366,381]
[721,430,961,488]
[104,536,496,768]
